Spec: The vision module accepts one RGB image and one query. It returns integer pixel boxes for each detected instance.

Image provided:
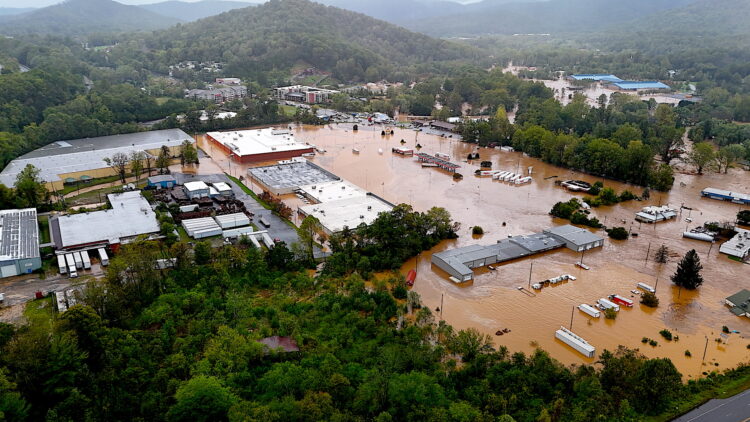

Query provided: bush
[604,308,617,319]
[649,339,658,346]
[607,226,629,240]
[393,284,407,300]
[641,337,649,343]
[723,326,730,334]
[659,329,673,341]
[472,226,484,235]
[588,181,603,196]
[685,350,691,357]
[640,292,659,307]
[619,190,638,201]
[598,187,619,205]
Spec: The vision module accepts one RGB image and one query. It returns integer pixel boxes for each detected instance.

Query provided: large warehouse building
[50,191,161,252]
[0,129,193,191]
[248,160,338,195]
[207,128,314,164]
[298,194,394,235]
[0,208,41,278]
[432,225,604,281]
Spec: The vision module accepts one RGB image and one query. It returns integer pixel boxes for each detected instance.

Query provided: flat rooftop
[0,129,192,186]
[720,228,750,258]
[543,225,604,246]
[249,160,338,192]
[612,81,670,90]
[299,194,394,233]
[184,181,209,192]
[207,128,311,157]
[570,74,623,82]
[0,208,39,261]
[299,180,366,203]
[51,191,160,248]
[702,187,750,204]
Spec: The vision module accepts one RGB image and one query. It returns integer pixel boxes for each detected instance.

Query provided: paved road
[672,389,750,422]
[172,173,326,258]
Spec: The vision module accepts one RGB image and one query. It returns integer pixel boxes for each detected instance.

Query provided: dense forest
[1,205,747,422]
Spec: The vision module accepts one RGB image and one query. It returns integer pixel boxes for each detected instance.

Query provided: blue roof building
[570,74,623,83]
[611,81,670,91]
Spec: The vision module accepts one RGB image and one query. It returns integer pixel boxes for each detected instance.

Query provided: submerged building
[206,128,314,163]
[720,228,750,260]
[431,225,604,281]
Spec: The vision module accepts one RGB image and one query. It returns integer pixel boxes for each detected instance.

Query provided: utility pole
[569,305,575,330]
[440,293,444,320]
[708,241,715,258]
[654,275,659,292]
[580,249,586,266]
[702,335,709,361]
[528,262,533,289]
[645,242,651,263]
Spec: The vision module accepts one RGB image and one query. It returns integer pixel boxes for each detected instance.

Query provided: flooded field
[194,123,749,377]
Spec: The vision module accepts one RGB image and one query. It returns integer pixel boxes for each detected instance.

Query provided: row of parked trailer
[57,248,109,278]
[486,170,533,185]
[531,274,576,290]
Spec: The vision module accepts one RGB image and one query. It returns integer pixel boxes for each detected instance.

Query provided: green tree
[168,376,237,422]
[715,144,745,173]
[129,151,145,183]
[0,368,29,422]
[654,245,669,263]
[649,164,674,191]
[180,140,199,166]
[14,164,48,208]
[193,241,212,265]
[156,145,171,174]
[687,142,715,174]
[671,249,704,290]
[103,152,129,184]
[298,215,322,262]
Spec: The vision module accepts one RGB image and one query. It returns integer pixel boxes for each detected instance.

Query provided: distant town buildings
[0,129,193,191]
[207,128,314,163]
[0,208,41,278]
[569,74,671,92]
[215,77,241,85]
[185,85,248,103]
[275,85,339,104]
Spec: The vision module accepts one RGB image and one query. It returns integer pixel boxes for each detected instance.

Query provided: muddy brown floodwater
[192,123,750,378]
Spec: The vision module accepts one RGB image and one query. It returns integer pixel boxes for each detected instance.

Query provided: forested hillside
[621,0,750,35]
[135,0,479,83]
[0,0,181,36]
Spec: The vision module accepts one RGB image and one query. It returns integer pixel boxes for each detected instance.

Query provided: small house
[726,289,750,317]
[184,181,210,199]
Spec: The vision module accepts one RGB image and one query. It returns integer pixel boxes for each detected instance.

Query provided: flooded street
[195,123,749,377]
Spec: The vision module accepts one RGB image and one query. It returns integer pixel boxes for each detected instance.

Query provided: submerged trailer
[609,294,634,307]
[578,304,601,318]
[636,282,655,293]
[493,171,509,180]
[597,298,620,312]
[81,251,91,270]
[57,255,67,275]
[555,326,596,358]
[55,291,68,313]
[98,248,109,266]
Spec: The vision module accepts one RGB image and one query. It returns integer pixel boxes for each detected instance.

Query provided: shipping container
[56,291,68,313]
[636,282,655,293]
[98,248,109,266]
[73,252,83,269]
[555,326,595,358]
[609,294,634,307]
[259,217,271,227]
[57,255,67,274]
[81,251,91,270]
[578,304,601,318]
[597,298,620,312]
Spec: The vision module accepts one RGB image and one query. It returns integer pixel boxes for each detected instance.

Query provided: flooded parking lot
[194,123,749,377]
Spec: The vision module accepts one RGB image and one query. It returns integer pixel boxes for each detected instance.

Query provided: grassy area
[176,226,191,243]
[154,97,172,106]
[280,105,297,117]
[37,215,50,244]
[225,174,273,210]
[59,175,122,195]
[23,296,55,329]
[648,366,750,421]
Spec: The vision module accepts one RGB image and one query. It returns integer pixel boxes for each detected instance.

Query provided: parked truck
[81,250,91,270]
[65,254,78,278]
[73,252,83,270]
[98,248,109,266]
[57,255,67,275]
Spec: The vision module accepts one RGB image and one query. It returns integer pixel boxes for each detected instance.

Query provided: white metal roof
[298,180,366,203]
[0,129,192,187]
[207,128,311,157]
[54,191,160,248]
[184,181,209,192]
[299,195,393,233]
[720,228,750,258]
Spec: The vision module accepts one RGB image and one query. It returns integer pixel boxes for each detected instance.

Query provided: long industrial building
[0,208,41,278]
[0,129,193,191]
[299,194,395,235]
[50,191,161,252]
[432,225,604,281]
[206,128,314,164]
[701,187,750,205]
[248,160,338,195]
